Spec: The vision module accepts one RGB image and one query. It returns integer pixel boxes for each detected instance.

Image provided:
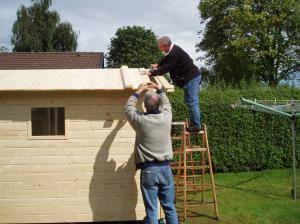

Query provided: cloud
[0,0,204,66]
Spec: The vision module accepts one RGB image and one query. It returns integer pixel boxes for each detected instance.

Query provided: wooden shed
[0,66,174,223]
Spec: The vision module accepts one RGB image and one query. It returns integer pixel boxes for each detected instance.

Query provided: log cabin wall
[0,91,146,223]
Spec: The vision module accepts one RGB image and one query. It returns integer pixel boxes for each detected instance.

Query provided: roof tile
[0,52,104,69]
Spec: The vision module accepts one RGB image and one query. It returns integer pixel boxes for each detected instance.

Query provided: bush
[168,84,300,172]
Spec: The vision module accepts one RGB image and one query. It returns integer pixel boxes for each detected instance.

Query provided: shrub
[168,84,300,172]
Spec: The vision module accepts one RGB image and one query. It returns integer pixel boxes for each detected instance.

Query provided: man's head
[158,36,172,53]
[144,91,162,113]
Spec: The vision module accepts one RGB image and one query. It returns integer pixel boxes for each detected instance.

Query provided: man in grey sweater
[124,82,178,224]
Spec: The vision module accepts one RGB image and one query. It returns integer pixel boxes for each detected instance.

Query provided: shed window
[31,107,65,136]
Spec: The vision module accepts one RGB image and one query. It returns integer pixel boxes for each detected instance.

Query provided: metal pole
[291,102,297,200]
[241,98,292,117]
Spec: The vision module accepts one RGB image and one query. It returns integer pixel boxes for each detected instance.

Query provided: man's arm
[123,93,141,129]
[149,54,177,76]
[148,83,172,116]
[123,84,149,128]
[157,89,172,116]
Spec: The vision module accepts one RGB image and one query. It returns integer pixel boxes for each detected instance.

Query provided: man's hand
[146,81,161,90]
[135,83,151,94]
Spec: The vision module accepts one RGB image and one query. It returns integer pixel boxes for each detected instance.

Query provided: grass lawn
[180,169,300,224]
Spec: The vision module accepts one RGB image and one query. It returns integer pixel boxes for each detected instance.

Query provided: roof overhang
[0,66,174,93]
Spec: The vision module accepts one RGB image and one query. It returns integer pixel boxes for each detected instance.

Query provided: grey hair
[144,92,162,112]
[158,36,172,46]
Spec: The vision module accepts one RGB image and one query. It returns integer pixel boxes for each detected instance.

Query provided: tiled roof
[0,52,104,70]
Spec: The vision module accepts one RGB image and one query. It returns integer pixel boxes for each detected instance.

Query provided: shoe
[186,126,201,133]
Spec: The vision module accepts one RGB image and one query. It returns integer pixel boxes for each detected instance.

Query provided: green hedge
[167,84,300,172]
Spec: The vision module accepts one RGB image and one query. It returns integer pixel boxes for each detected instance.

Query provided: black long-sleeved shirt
[150,44,200,88]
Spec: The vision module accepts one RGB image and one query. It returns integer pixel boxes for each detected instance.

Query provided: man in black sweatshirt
[148,36,201,133]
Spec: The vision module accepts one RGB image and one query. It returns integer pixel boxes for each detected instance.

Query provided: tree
[197,0,300,86]
[0,46,9,52]
[106,26,162,68]
[11,0,78,52]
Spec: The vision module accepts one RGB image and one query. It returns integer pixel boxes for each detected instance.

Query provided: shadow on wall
[89,120,138,222]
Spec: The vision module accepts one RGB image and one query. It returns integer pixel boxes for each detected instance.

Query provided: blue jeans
[140,165,178,224]
[183,75,201,127]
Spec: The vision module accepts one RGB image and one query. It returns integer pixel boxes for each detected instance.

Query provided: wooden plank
[0,96,129,105]
[139,68,174,92]
[0,106,29,114]
[132,68,143,88]
[0,154,136,165]
[150,76,163,89]
[0,122,28,131]
[0,171,140,182]
[139,68,151,84]
[1,187,142,199]
[68,120,133,130]
[121,66,133,89]
[0,196,144,207]
[0,146,134,157]
[0,138,135,148]
[156,76,174,92]
[67,112,127,120]
[120,66,143,89]
[0,211,147,223]
[67,104,125,113]
[0,162,138,174]
[0,203,146,215]
[68,129,135,139]
[0,69,128,91]
[0,174,141,187]
[0,130,28,139]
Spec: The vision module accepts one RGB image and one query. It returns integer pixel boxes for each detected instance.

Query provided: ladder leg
[175,144,183,203]
[183,124,187,220]
[201,151,205,202]
[204,125,219,219]
[201,128,206,202]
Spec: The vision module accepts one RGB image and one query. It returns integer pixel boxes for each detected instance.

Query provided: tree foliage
[11,0,78,52]
[197,0,300,86]
[106,26,162,68]
[0,46,9,52]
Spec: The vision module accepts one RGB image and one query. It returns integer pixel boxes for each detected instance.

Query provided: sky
[0,0,205,67]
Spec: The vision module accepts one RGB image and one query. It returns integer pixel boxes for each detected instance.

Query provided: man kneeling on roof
[124,82,178,224]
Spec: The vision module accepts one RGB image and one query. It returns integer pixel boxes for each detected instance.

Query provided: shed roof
[0,66,174,92]
[0,52,104,70]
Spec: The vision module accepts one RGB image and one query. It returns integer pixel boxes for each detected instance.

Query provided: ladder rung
[177,161,206,164]
[186,202,215,207]
[176,165,209,169]
[176,189,211,194]
[186,147,207,152]
[177,183,211,187]
[178,174,203,178]
[185,130,205,135]
[172,122,186,125]
[173,151,181,154]
[176,190,207,194]
[171,136,182,140]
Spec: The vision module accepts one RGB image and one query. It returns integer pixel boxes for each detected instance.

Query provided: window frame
[27,105,69,140]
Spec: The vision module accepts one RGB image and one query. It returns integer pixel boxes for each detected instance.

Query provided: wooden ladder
[170,121,219,222]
